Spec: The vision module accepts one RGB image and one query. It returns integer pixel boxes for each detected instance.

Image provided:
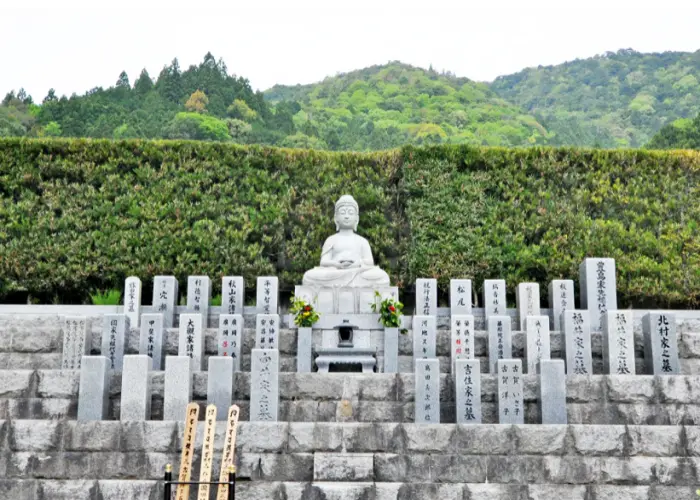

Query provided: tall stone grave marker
[539,359,567,424]
[250,349,279,421]
[124,276,142,328]
[562,310,592,375]
[207,356,234,419]
[643,312,679,375]
[412,315,437,361]
[255,314,280,350]
[383,327,399,373]
[297,327,313,373]
[218,314,243,371]
[120,355,152,420]
[77,356,110,421]
[450,279,472,314]
[497,359,524,424]
[415,279,437,316]
[415,359,440,423]
[164,356,192,421]
[580,258,617,331]
[101,314,130,371]
[516,283,541,330]
[152,276,178,329]
[256,276,279,315]
[455,359,481,424]
[525,316,551,374]
[221,276,245,315]
[451,315,475,371]
[602,310,634,375]
[139,313,165,370]
[548,279,574,331]
[483,280,506,318]
[178,313,204,371]
[187,275,211,326]
[62,316,92,370]
[487,316,512,374]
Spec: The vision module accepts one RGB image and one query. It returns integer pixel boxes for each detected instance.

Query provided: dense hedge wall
[402,145,700,308]
[1,139,699,307]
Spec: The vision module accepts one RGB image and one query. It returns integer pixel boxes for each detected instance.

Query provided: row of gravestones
[77,350,279,422]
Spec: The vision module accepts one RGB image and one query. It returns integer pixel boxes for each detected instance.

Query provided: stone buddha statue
[302,195,391,288]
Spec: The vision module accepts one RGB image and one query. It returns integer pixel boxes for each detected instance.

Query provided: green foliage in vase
[370,291,404,329]
[289,295,320,327]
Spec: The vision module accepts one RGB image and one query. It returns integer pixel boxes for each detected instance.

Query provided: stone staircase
[2,311,700,499]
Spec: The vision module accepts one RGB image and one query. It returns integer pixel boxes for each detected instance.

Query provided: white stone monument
[483,280,506,318]
[580,258,617,331]
[256,276,279,315]
[152,276,178,329]
[123,276,142,328]
[516,283,541,330]
[450,279,472,314]
[221,276,244,315]
[187,275,211,326]
[548,279,574,331]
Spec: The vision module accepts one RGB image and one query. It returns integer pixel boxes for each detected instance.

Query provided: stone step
[2,371,700,424]
[2,480,695,500]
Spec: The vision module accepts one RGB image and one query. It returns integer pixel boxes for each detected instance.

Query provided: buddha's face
[335,204,359,231]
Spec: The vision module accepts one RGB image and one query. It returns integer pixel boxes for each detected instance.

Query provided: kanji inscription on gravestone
[451,315,474,371]
[101,314,129,371]
[562,310,592,375]
[250,349,279,421]
[416,279,437,316]
[187,276,211,326]
[579,258,617,331]
[517,283,541,330]
[139,313,165,370]
[483,280,506,318]
[218,314,243,371]
[456,359,481,424]
[643,312,679,375]
[525,316,551,374]
[497,359,524,424]
[415,358,440,423]
[602,310,634,375]
[124,276,142,328]
[152,276,178,329]
[62,316,92,370]
[256,276,279,315]
[412,315,436,361]
[221,277,244,315]
[255,314,280,350]
[450,279,472,314]
[548,279,574,331]
[178,313,204,371]
[487,316,512,373]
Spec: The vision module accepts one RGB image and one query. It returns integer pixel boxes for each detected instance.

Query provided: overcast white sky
[3,0,700,101]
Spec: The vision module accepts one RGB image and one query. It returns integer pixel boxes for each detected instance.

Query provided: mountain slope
[490,49,700,147]
[265,62,550,150]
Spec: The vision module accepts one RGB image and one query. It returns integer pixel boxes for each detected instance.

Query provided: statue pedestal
[315,347,377,373]
[295,285,398,314]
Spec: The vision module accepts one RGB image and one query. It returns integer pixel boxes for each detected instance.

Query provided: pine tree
[134,69,154,95]
[116,71,130,89]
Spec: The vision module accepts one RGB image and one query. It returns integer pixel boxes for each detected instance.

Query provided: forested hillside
[647,112,700,149]
[490,49,700,148]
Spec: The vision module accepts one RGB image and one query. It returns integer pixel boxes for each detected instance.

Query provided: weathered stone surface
[288,423,344,453]
[37,479,99,500]
[97,480,159,500]
[64,421,121,451]
[514,425,567,455]
[120,421,177,453]
[36,370,78,398]
[313,453,374,481]
[0,370,33,397]
[237,422,288,452]
[528,484,586,500]
[591,485,649,500]
[9,421,62,451]
[571,425,626,456]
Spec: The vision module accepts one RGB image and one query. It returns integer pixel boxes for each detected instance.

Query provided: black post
[163,464,172,500]
[228,466,236,500]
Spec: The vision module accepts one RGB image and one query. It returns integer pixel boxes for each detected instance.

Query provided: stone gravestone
[643,312,680,375]
[415,279,437,316]
[524,316,551,374]
[62,316,92,370]
[187,275,211,327]
[152,276,178,329]
[123,276,142,328]
[455,359,481,424]
[450,315,475,372]
[139,313,165,371]
[120,355,152,421]
[163,356,192,421]
[497,359,524,424]
[483,280,507,318]
[412,315,437,361]
[255,314,280,350]
[579,258,617,331]
[217,314,243,372]
[516,283,541,330]
[256,276,279,315]
[250,349,279,421]
[297,327,313,373]
[101,314,130,371]
[548,279,574,331]
[602,310,635,375]
[221,276,245,315]
[487,316,512,374]
[178,313,204,371]
[77,356,110,421]
[207,356,234,420]
[383,327,399,374]
[562,310,592,375]
[539,359,567,424]
[414,359,440,423]
[450,279,472,315]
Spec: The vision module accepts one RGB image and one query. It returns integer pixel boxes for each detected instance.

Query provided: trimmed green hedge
[0,139,699,307]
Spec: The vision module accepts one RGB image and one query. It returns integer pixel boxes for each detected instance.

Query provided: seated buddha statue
[302,195,391,288]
